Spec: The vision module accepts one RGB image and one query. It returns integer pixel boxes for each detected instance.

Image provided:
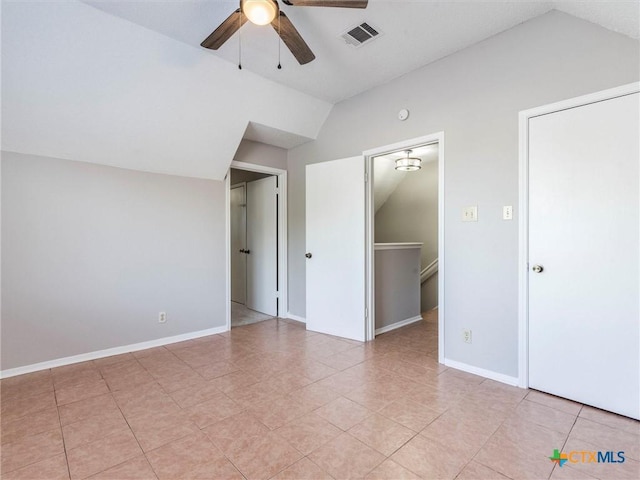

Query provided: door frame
[363,132,445,363]
[230,182,247,305]
[517,81,640,388]
[225,161,288,331]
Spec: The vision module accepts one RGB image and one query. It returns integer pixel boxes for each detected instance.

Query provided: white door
[528,92,639,419]
[246,176,278,317]
[230,184,246,304]
[306,156,366,341]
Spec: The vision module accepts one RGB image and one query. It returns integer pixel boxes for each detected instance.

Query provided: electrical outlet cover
[463,329,472,344]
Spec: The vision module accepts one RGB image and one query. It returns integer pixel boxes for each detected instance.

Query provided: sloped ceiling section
[373,144,438,213]
[373,159,406,214]
[1,0,332,180]
[243,122,314,150]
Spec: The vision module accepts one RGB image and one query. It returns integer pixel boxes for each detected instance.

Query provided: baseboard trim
[0,326,227,379]
[286,312,306,324]
[443,358,520,387]
[375,315,423,335]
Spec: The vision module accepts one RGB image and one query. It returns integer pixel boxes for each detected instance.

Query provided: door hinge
[364,172,368,183]
[365,308,368,319]
[275,187,280,194]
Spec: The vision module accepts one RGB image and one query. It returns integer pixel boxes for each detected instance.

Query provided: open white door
[230,185,247,304]
[246,176,278,317]
[306,156,366,341]
[528,91,639,419]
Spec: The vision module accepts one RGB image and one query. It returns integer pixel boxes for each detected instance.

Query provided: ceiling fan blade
[282,0,368,8]
[271,11,316,65]
[201,9,247,50]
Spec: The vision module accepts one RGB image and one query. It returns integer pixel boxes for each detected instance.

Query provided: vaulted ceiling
[2,0,332,180]
[84,0,640,102]
[2,1,637,180]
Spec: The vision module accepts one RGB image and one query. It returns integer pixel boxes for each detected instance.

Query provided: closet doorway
[227,162,288,328]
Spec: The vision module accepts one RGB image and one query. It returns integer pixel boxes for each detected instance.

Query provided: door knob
[239,249,245,253]
[305,253,312,259]
[532,264,544,273]
[245,249,250,255]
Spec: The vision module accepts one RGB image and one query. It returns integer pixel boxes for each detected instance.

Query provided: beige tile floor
[231,302,274,328]
[1,310,638,479]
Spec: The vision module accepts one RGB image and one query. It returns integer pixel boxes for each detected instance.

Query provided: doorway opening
[226,161,288,330]
[364,133,445,363]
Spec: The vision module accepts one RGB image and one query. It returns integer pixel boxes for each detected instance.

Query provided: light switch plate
[462,206,478,222]
[503,205,513,220]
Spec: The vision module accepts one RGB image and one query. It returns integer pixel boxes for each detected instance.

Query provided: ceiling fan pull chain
[277,13,282,70]
[238,11,242,69]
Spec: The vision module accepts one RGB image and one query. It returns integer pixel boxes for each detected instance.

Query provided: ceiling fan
[201,0,369,65]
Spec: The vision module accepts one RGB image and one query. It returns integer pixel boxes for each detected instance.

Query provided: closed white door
[246,176,278,317]
[230,185,247,304]
[306,156,366,341]
[528,92,639,419]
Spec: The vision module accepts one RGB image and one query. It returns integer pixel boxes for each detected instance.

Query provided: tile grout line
[549,403,585,480]
[302,454,338,480]
[1,371,69,477]
[53,373,75,480]
[461,394,528,480]
[100,373,157,480]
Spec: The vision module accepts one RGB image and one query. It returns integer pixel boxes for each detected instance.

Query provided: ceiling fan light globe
[242,0,278,25]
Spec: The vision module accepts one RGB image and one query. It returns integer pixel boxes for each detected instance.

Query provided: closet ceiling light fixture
[395,150,422,171]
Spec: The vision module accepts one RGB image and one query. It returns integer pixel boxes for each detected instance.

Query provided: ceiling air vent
[341,22,382,47]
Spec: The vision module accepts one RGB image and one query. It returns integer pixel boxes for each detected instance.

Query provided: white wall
[1,152,226,371]
[1,1,331,181]
[287,11,640,378]
[422,273,438,314]
[234,140,287,171]
[375,247,421,330]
